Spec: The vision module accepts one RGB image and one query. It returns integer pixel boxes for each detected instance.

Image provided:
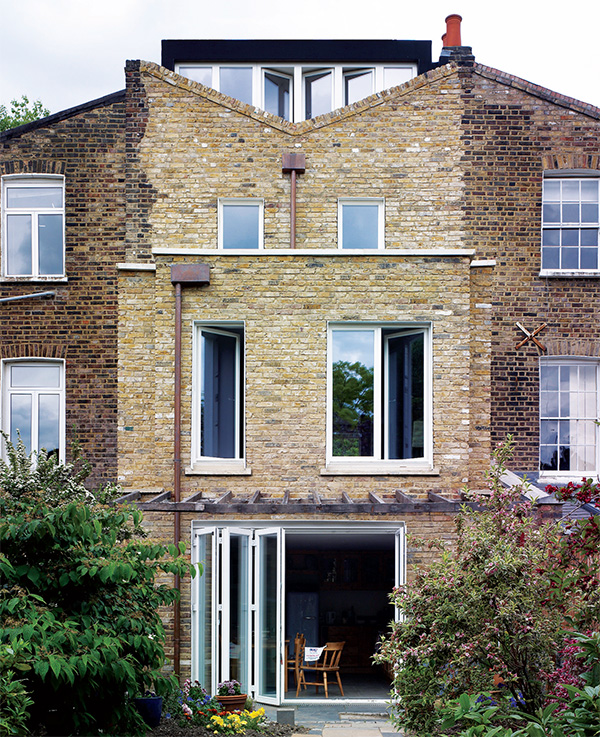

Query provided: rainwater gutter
[0,290,56,303]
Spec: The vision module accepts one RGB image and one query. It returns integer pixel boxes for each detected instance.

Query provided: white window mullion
[333,65,343,111]
[293,67,302,122]
[373,328,383,460]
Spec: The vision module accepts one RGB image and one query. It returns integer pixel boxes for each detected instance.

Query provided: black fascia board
[161,39,434,75]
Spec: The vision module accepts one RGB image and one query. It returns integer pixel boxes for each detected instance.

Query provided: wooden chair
[296,641,345,698]
[285,633,305,692]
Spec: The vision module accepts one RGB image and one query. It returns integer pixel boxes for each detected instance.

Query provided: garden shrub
[0,440,197,735]
[375,437,600,735]
[0,639,34,737]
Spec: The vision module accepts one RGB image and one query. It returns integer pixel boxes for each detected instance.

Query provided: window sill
[321,461,438,476]
[538,472,596,485]
[0,276,68,283]
[539,270,600,279]
[185,460,251,476]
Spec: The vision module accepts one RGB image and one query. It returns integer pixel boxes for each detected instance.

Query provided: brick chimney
[439,13,475,65]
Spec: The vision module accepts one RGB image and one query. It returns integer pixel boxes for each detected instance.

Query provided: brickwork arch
[0,160,66,176]
[541,154,600,172]
[544,339,600,358]
[0,343,68,360]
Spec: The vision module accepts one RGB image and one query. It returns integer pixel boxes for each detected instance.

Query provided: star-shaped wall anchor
[515,322,547,352]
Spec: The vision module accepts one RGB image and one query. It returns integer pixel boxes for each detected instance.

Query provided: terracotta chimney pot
[444,14,462,46]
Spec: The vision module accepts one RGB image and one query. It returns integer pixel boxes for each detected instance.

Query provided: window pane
[39,394,60,456]
[201,330,239,458]
[384,67,413,88]
[543,203,560,223]
[562,203,579,222]
[561,248,578,269]
[581,248,598,269]
[220,67,252,104]
[581,180,598,202]
[11,364,61,388]
[10,394,32,453]
[542,247,559,269]
[222,204,260,249]
[264,72,290,120]
[540,365,559,391]
[332,330,374,457]
[6,186,62,209]
[345,70,373,105]
[562,180,580,200]
[341,203,380,249]
[38,214,64,274]
[6,214,32,275]
[387,332,424,459]
[178,66,212,86]
[305,71,332,119]
[581,203,598,223]
[543,180,561,201]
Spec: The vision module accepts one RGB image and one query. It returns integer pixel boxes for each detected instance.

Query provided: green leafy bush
[0,440,197,735]
[0,640,34,736]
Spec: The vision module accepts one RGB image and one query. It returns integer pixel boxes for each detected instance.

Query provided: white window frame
[190,322,247,474]
[262,68,293,120]
[1,358,66,462]
[218,198,264,251]
[175,62,416,122]
[539,357,600,479]
[325,322,432,474]
[540,172,600,276]
[1,174,65,279]
[338,198,385,250]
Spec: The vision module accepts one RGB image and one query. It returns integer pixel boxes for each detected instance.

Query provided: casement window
[338,198,384,249]
[193,324,244,466]
[2,360,65,461]
[327,324,431,470]
[175,63,416,122]
[542,177,599,272]
[218,199,263,250]
[2,175,65,278]
[539,359,599,476]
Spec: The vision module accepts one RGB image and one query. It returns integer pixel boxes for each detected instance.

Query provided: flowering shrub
[210,707,266,734]
[375,437,600,734]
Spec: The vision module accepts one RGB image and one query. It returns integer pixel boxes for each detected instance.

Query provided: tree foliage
[0,96,50,131]
[0,439,197,735]
[375,438,600,735]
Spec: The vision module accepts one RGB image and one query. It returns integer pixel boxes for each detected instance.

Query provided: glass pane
[258,534,278,698]
[581,229,598,246]
[540,391,558,417]
[11,364,61,388]
[229,534,250,689]
[580,365,596,391]
[38,214,64,275]
[561,229,579,247]
[196,533,214,688]
[10,394,32,453]
[543,180,560,202]
[562,203,579,223]
[384,67,413,88]
[562,180,579,200]
[387,332,424,459]
[332,330,374,457]
[540,419,558,445]
[543,203,560,223]
[305,71,332,119]
[341,203,379,249]
[222,204,260,249]
[558,445,571,470]
[542,247,559,269]
[38,394,60,456]
[264,72,290,120]
[201,331,239,458]
[179,66,212,86]
[540,444,558,471]
[581,180,598,202]
[220,67,252,104]
[540,365,559,391]
[580,248,597,269]
[7,214,32,275]
[561,248,579,269]
[345,70,373,105]
[542,229,560,246]
[6,186,62,209]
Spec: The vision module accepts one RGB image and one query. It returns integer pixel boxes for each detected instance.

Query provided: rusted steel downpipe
[281,153,306,249]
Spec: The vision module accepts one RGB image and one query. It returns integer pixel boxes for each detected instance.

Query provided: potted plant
[133,690,163,728]
[215,680,247,712]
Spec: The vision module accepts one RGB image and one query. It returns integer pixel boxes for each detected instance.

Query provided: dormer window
[175,62,416,122]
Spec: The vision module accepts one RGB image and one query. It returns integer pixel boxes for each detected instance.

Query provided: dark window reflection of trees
[332,360,374,456]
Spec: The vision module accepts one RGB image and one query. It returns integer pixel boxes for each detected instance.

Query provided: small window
[2,360,65,461]
[383,67,414,89]
[540,360,599,476]
[177,65,213,87]
[264,70,292,120]
[304,70,333,119]
[219,67,253,105]
[194,324,244,462]
[219,199,264,250]
[2,176,65,277]
[328,324,430,464]
[542,177,599,271]
[338,198,384,249]
[344,69,373,105]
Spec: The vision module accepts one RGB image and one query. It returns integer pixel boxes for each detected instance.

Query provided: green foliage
[0,96,50,131]
[332,359,374,455]
[0,640,34,736]
[0,438,198,735]
[375,438,600,734]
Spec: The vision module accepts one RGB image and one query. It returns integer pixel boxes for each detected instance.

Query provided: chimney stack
[439,13,474,65]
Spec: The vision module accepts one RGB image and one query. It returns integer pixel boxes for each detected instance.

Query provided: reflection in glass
[201,330,240,458]
[39,395,60,456]
[10,395,32,453]
[264,72,290,120]
[305,71,332,119]
[11,364,61,388]
[387,333,424,459]
[196,534,214,687]
[179,66,212,86]
[258,534,278,697]
[222,204,260,249]
[384,67,413,88]
[344,70,373,105]
[7,215,32,275]
[6,187,62,209]
[229,534,249,689]
[39,214,64,275]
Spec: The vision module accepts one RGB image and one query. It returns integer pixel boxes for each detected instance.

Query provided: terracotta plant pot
[216,693,247,712]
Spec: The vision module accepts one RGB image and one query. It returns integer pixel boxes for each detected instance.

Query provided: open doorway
[284,533,395,701]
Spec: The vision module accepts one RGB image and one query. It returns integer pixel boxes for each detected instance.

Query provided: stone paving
[262,704,403,736]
